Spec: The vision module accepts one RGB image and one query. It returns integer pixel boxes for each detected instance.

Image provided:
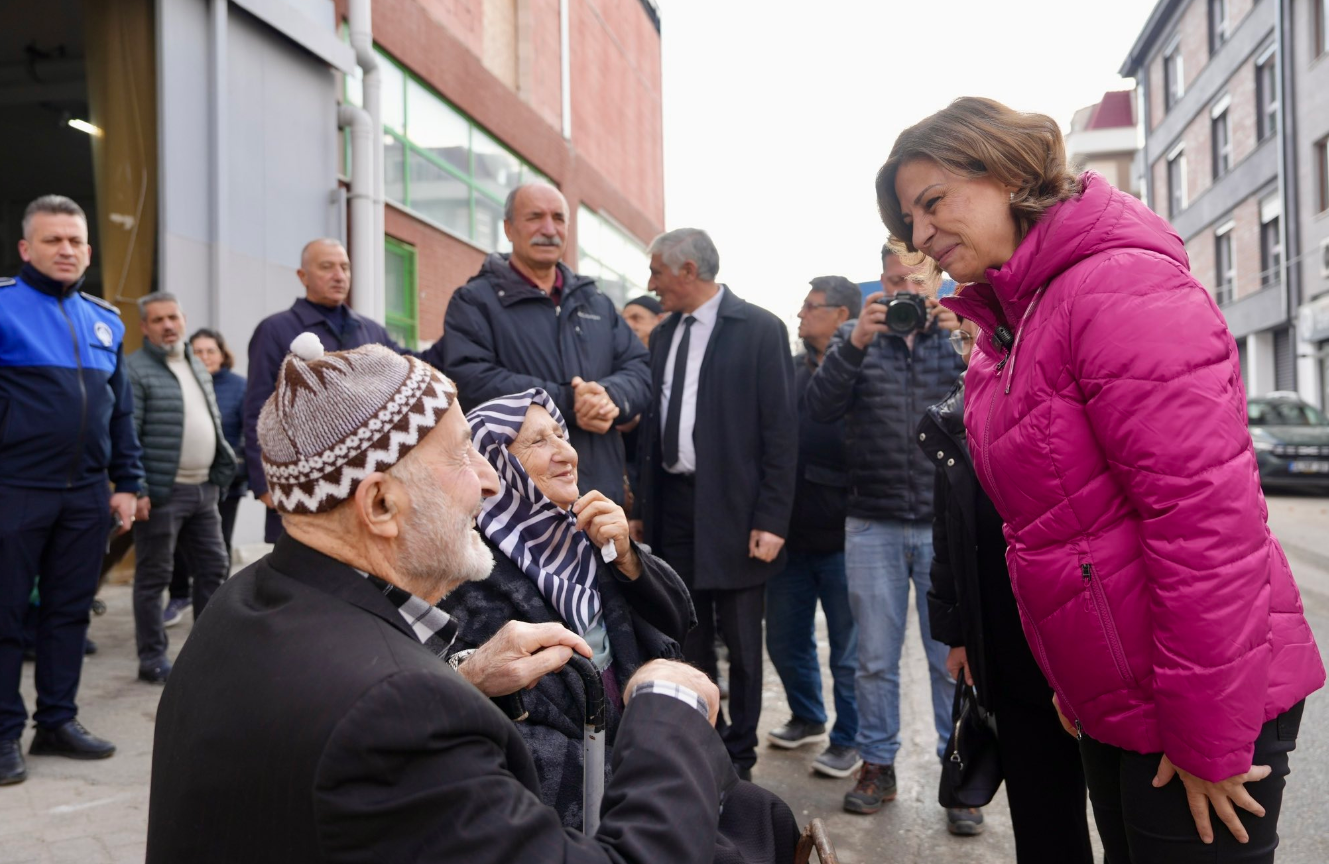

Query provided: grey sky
[658,0,1162,327]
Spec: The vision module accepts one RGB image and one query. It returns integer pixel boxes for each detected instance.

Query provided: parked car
[1248,392,1329,493]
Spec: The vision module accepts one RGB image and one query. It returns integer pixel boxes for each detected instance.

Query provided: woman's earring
[1009,191,1015,202]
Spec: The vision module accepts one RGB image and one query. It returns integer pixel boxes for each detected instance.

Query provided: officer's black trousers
[0,483,110,740]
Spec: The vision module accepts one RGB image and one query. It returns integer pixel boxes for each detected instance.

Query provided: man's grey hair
[137,291,180,317]
[808,276,863,318]
[300,238,346,270]
[503,182,566,222]
[647,228,720,281]
[23,195,87,239]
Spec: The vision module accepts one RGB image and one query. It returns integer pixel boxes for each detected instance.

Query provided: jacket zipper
[58,296,89,488]
[1082,563,1137,687]
[1004,285,1047,395]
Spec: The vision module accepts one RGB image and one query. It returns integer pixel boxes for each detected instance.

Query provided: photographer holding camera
[805,243,968,831]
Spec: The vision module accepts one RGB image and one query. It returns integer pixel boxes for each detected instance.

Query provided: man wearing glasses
[764,277,863,779]
[804,244,971,832]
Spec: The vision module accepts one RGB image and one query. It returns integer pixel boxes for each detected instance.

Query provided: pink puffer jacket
[943,172,1323,782]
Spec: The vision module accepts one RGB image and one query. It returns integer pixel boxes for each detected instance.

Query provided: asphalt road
[6,494,1328,863]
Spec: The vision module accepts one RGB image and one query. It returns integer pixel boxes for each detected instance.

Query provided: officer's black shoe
[22,646,35,662]
[138,661,172,684]
[0,739,27,784]
[29,720,116,760]
[84,639,98,656]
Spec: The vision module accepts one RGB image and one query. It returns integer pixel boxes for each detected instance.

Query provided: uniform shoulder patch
[0,276,15,288]
[81,292,122,315]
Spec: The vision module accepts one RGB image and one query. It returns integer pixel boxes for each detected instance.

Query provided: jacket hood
[474,252,596,296]
[943,172,1187,336]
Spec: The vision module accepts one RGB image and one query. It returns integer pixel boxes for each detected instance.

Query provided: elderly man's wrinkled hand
[625,659,720,726]
[110,492,138,535]
[571,376,619,434]
[457,621,592,697]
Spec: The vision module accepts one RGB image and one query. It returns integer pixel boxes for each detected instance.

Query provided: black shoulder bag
[938,683,1003,808]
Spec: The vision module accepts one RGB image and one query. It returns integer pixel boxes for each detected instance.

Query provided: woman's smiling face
[509,404,580,508]
[894,158,1020,284]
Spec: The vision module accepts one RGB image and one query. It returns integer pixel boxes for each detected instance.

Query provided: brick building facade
[334,0,664,348]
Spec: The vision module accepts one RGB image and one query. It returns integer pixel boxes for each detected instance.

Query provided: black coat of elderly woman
[441,388,697,829]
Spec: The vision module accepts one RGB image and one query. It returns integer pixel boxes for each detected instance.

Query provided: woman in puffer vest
[877,97,1323,863]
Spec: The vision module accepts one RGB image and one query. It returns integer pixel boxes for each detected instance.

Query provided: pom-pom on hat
[257,336,456,515]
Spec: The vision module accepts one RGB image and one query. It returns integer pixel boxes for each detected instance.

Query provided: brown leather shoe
[843,761,896,814]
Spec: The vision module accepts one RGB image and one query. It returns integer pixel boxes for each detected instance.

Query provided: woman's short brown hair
[877,97,1081,251]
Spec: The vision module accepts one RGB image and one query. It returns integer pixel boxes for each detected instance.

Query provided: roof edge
[1119,0,1184,77]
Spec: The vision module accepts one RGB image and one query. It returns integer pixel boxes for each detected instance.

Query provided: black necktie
[662,315,696,469]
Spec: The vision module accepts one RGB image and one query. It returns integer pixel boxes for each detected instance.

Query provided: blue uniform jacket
[0,265,144,493]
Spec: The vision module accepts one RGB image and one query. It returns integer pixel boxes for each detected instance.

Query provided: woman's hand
[945,646,973,686]
[573,491,641,579]
[1051,693,1078,739]
[1153,755,1272,844]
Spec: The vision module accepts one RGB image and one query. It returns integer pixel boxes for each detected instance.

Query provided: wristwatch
[446,648,476,671]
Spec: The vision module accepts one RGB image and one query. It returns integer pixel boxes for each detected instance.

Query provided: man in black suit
[147,341,731,863]
[632,228,797,781]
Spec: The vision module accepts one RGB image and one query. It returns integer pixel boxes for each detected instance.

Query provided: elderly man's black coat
[636,287,798,591]
[146,536,734,864]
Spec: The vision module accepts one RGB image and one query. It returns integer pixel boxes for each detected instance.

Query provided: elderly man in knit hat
[145,339,733,864]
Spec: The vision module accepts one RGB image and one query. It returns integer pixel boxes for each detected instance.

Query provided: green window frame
[384,237,418,348]
[342,36,551,252]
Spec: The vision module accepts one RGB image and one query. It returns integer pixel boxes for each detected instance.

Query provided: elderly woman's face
[510,404,580,507]
[894,158,1019,284]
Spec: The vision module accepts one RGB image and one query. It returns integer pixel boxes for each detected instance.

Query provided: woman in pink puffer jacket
[877,97,1323,863]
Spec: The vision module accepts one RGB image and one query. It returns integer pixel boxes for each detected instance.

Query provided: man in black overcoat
[146,341,732,863]
[632,228,797,779]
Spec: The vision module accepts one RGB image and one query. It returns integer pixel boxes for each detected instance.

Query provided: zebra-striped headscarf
[467,389,601,635]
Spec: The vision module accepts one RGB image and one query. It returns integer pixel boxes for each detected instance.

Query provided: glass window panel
[472,129,522,200]
[386,134,405,204]
[386,322,413,348]
[385,248,408,317]
[474,195,508,252]
[406,80,469,173]
[378,53,405,132]
[409,149,471,236]
[578,206,602,258]
[524,165,552,187]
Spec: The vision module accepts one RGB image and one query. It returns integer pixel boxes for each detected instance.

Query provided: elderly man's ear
[353,472,404,539]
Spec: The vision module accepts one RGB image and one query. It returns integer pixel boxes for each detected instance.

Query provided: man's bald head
[298,239,352,308]
[503,182,566,222]
[503,183,567,276]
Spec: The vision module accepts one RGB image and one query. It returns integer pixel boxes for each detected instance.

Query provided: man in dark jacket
[805,244,967,824]
[127,293,236,684]
[634,228,797,780]
[1,195,144,784]
[765,276,862,780]
[429,183,650,507]
[147,342,732,863]
[243,238,410,542]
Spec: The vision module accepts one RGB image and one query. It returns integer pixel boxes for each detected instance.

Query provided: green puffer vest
[126,342,236,505]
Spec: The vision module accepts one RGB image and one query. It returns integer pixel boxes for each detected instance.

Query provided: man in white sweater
[126,294,235,684]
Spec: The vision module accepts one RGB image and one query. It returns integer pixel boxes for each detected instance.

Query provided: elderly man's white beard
[393,463,495,599]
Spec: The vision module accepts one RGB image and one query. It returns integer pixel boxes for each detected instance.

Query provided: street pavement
[6,494,1329,863]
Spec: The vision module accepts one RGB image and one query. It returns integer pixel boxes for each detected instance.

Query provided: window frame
[1255,49,1278,143]
[1317,0,1328,58]
[384,237,419,348]
[1316,137,1329,214]
[1163,34,1184,111]
[1215,220,1236,305]
[1211,104,1232,180]
[1208,0,1229,55]
[1167,144,1188,219]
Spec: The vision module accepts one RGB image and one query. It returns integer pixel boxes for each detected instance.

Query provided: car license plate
[1289,461,1329,474]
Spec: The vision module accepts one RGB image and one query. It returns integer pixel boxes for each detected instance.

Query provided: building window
[1316,138,1329,214]
[1211,106,1231,179]
[384,238,418,347]
[344,44,551,253]
[1260,194,1282,289]
[1255,52,1278,143]
[1167,146,1187,218]
[1215,221,1235,305]
[1164,34,1184,111]
[1208,0,1228,55]
[577,206,649,308]
[1318,0,1328,57]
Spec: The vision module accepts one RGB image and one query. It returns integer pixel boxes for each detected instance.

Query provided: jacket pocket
[1081,561,1138,689]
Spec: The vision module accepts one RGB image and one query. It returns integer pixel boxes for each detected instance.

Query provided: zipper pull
[994,355,1008,374]
[1075,719,1083,741]
[1081,563,1092,581]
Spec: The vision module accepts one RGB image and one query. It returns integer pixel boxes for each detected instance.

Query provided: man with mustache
[146,341,732,863]
[432,183,650,507]
[125,293,236,684]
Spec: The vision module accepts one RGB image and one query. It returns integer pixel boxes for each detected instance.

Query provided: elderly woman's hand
[573,491,642,579]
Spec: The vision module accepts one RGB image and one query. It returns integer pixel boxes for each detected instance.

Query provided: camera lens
[885,297,923,334]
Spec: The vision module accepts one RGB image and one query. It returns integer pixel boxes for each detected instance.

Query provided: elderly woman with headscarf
[440,388,696,828]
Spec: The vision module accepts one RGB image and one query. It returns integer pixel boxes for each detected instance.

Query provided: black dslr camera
[875,292,928,334]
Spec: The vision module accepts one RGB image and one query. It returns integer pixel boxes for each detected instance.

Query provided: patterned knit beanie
[258,334,455,515]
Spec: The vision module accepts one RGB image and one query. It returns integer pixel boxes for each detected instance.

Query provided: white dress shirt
[660,286,725,474]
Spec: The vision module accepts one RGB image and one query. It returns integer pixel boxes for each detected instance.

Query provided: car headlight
[1251,438,1275,452]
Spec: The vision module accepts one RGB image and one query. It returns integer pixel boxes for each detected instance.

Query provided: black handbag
[938,683,1003,808]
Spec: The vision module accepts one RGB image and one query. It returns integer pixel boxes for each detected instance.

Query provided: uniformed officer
[0,195,145,786]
